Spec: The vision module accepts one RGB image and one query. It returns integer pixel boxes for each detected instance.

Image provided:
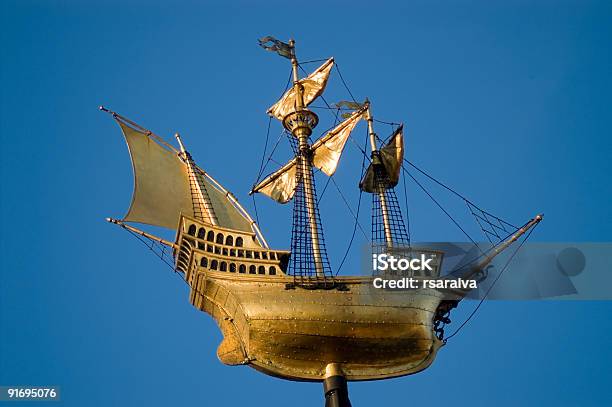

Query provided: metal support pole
[288,39,325,277]
[365,104,393,248]
[323,364,351,407]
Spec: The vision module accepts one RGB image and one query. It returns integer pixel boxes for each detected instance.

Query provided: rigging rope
[330,176,369,241]
[298,64,340,124]
[334,62,357,103]
[125,228,176,271]
[298,59,330,65]
[373,118,401,127]
[404,159,518,230]
[253,116,273,188]
[335,127,370,276]
[443,223,538,341]
[402,166,484,253]
[252,68,293,187]
[402,163,412,247]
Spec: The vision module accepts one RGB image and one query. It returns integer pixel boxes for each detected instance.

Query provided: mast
[175,133,219,226]
[365,103,394,248]
[285,39,325,277]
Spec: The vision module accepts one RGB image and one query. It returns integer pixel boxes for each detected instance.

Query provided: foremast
[360,104,409,250]
[365,104,393,248]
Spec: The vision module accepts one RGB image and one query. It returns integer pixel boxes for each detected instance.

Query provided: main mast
[285,39,325,277]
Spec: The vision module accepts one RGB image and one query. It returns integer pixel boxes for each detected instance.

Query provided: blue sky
[1,1,611,406]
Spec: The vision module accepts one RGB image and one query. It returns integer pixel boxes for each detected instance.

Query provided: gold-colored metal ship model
[103,37,541,406]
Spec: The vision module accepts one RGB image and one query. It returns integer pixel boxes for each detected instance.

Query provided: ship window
[211,260,218,270]
[270,253,277,260]
[216,233,224,244]
[198,242,205,249]
[220,262,227,272]
[262,252,268,260]
[206,245,213,253]
[215,247,221,255]
[269,266,276,275]
[229,263,236,273]
[249,265,256,274]
[200,257,208,268]
[207,231,215,242]
[230,249,236,257]
[246,251,252,259]
[239,264,246,273]
[197,228,206,239]
[258,266,265,275]
[237,250,244,258]
[222,248,228,256]
[188,224,196,236]
[254,252,260,259]
[235,237,243,247]
[225,235,234,246]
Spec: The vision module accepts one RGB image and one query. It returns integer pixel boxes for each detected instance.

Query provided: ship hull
[189,272,444,381]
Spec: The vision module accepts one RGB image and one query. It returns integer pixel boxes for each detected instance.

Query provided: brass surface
[267,58,334,121]
[177,215,445,382]
[251,109,365,203]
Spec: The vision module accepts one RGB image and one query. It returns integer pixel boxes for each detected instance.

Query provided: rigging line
[126,226,217,312]
[253,68,293,187]
[402,163,411,246]
[335,189,364,276]
[404,159,470,202]
[270,158,284,167]
[317,176,333,204]
[310,105,354,110]
[444,224,538,341]
[402,166,484,254]
[330,176,369,241]
[298,58,329,65]
[320,94,341,123]
[467,201,494,245]
[404,159,518,229]
[251,194,261,226]
[347,135,371,161]
[315,87,341,205]
[316,85,341,207]
[298,65,341,123]
[466,200,516,231]
[373,118,401,126]
[126,229,176,271]
[334,62,357,103]
[253,130,286,187]
[335,128,370,276]
[443,219,530,277]
[254,116,273,185]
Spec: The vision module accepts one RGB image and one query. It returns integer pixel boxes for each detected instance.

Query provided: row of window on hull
[199,257,277,275]
[187,224,244,247]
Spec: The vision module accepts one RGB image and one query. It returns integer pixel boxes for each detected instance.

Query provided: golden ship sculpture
[102,37,542,406]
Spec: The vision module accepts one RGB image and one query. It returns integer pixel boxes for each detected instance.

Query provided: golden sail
[267,58,334,120]
[104,37,542,407]
[360,125,404,193]
[116,117,255,234]
[251,106,365,203]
